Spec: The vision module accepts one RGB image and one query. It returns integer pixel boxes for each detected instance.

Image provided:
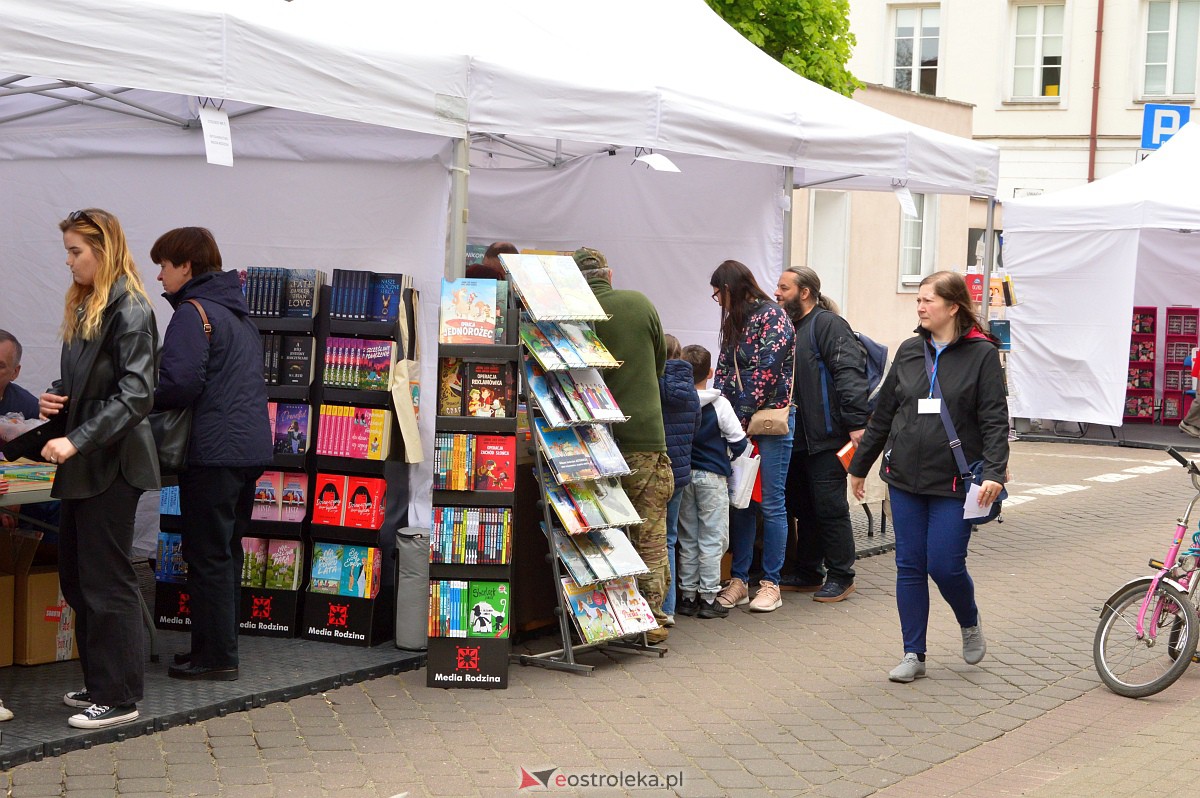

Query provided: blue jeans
[730,408,795,586]
[677,470,730,600]
[889,486,979,655]
[662,485,684,616]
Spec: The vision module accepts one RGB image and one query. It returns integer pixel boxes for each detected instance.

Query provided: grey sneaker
[1182,421,1200,438]
[888,653,926,683]
[962,613,986,665]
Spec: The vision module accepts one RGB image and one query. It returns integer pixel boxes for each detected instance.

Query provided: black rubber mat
[0,630,424,769]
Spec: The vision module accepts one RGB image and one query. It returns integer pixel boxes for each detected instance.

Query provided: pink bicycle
[1094,447,1200,697]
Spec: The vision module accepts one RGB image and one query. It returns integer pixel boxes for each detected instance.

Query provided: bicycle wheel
[1094,581,1199,698]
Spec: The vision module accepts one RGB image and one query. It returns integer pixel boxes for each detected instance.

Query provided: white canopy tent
[0,0,999,519]
[1005,121,1200,426]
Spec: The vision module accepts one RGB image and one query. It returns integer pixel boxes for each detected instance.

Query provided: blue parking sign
[1141,104,1191,149]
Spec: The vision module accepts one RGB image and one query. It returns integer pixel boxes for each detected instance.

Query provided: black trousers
[179,466,260,669]
[784,448,857,584]
[59,475,144,706]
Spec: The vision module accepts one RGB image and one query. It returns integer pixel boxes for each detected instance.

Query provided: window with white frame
[1012,3,1064,99]
[1144,0,1199,97]
[893,6,940,95]
[898,193,938,285]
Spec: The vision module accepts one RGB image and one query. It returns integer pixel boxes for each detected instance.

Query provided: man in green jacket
[574,247,672,645]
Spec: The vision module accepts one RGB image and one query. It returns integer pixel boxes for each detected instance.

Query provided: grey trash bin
[394,527,429,651]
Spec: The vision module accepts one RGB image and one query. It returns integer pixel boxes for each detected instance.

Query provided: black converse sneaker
[63,689,92,709]
[68,704,138,729]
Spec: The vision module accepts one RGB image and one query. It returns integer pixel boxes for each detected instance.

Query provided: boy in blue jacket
[676,344,747,619]
[659,335,700,624]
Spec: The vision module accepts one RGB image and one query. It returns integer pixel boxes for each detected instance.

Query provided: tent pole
[980,196,997,331]
[447,137,469,279]
[782,167,794,273]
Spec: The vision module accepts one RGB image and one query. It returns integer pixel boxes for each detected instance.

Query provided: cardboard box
[15,566,77,665]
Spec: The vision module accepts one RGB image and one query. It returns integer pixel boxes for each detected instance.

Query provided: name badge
[918,398,942,414]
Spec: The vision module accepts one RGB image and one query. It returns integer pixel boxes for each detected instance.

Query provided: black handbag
[0,413,67,462]
[149,299,211,475]
[924,345,1007,524]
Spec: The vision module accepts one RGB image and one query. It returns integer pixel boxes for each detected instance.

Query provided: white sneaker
[888,653,926,683]
[962,613,986,665]
[0,700,13,722]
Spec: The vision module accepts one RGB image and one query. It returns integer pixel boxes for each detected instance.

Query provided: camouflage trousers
[620,451,673,623]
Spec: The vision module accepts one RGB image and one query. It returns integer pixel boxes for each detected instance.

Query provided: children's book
[463,362,515,418]
[438,278,497,344]
[546,374,587,423]
[537,255,608,320]
[155,532,187,582]
[519,321,567,371]
[358,338,396,391]
[280,471,308,523]
[265,539,304,590]
[575,424,629,476]
[438,357,465,416]
[546,524,597,585]
[251,470,283,521]
[567,530,618,580]
[542,481,588,535]
[536,321,587,368]
[273,403,310,455]
[555,322,619,368]
[339,545,381,598]
[534,419,599,483]
[466,581,510,638]
[241,537,268,587]
[568,368,625,421]
[560,577,623,643]
[473,435,516,492]
[564,482,608,530]
[523,359,569,428]
[603,575,658,635]
[311,473,348,526]
[498,254,567,321]
[592,477,642,526]
[309,542,344,594]
[588,528,648,576]
[344,476,386,529]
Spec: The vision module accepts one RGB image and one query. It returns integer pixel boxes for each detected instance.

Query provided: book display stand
[426,279,519,688]
[1125,306,1157,423]
[1162,307,1198,422]
[500,254,666,676]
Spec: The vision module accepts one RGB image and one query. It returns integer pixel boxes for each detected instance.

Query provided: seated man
[0,329,59,532]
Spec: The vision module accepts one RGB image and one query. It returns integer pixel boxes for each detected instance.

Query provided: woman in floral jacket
[710,260,795,613]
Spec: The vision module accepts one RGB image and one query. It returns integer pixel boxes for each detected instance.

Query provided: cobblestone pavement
[2,440,1195,797]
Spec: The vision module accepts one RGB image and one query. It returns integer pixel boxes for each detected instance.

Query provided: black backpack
[808,309,890,433]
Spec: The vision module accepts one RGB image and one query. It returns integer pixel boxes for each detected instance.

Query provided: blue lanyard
[928,345,944,399]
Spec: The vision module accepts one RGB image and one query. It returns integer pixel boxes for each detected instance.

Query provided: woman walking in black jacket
[40,209,160,729]
[151,228,272,681]
[849,271,1008,683]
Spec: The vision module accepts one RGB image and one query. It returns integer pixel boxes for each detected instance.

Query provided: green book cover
[466,580,510,638]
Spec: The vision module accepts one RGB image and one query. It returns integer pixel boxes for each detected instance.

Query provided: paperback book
[519,321,567,371]
[498,253,567,321]
[566,369,624,421]
[280,471,308,523]
[560,577,623,643]
[538,254,608,319]
[463,362,515,418]
[438,357,464,416]
[311,473,348,526]
[536,322,588,368]
[575,424,630,476]
[369,272,408,324]
[265,539,304,590]
[273,403,310,455]
[566,526,619,580]
[563,481,608,528]
[241,537,268,587]
[547,523,598,585]
[592,477,642,526]
[280,335,315,386]
[555,322,619,368]
[309,542,344,594]
[358,338,396,391]
[340,545,382,598]
[534,419,599,483]
[251,471,283,521]
[523,359,570,428]
[344,476,387,529]
[603,576,658,635]
[438,278,497,344]
[466,581,510,638]
[472,435,516,492]
[542,481,588,535]
[588,528,648,576]
[155,532,186,583]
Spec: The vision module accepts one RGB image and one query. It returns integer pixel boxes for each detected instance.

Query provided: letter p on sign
[1141,104,1192,150]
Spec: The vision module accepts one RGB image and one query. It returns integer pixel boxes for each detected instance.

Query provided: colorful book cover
[538,254,608,319]
[603,575,658,635]
[273,402,310,455]
[155,532,187,583]
[241,537,268,587]
[498,254,566,321]
[494,280,509,343]
[534,419,599,483]
[311,473,348,526]
[466,580,510,638]
[358,339,396,391]
[370,272,407,323]
[564,481,608,528]
[265,539,304,590]
[519,321,567,371]
[990,319,1011,352]
[473,435,516,492]
[339,545,381,598]
[367,408,392,460]
[536,321,588,368]
[438,357,464,416]
[592,477,642,526]
[560,577,623,643]
[552,372,594,421]
[568,369,624,421]
[345,406,373,459]
[251,470,283,521]
[523,359,569,428]
[280,471,308,523]
[575,424,629,476]
[309,542,343,594]
[547,524,598,585]
[588,528,648,576]
[555,322,619,368]
[438,278,497,344]
[464,362,515,418]
[344,476,386,529]
[542,480,588,535]
[159,485,181,516]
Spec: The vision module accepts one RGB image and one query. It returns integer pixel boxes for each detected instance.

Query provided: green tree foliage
[706,0,860,97]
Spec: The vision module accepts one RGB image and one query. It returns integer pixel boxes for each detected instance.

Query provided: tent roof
[0,0,998,196]
[1005,121,1200,232]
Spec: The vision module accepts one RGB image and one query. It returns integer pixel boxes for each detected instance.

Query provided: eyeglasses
[67,209,96,226]
[711,288,722,303]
